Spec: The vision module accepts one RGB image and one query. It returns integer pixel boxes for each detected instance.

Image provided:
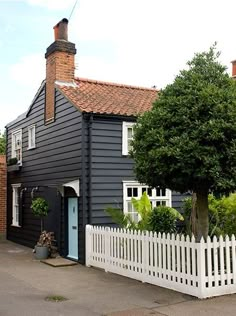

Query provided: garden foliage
[106,192,183,233]
[183,193,236,237]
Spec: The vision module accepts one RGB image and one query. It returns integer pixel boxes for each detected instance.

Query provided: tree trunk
[196,190,209,241]
[190,192,197,237]
[40,217,43,233]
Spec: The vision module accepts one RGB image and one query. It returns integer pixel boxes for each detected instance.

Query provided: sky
[1,0,236,133]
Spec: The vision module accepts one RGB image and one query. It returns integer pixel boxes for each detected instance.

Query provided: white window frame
[122,122,135,155]
[123,181,172,221]
[27,125,36,150]
[11,184,21,227]
[11,129,22,165]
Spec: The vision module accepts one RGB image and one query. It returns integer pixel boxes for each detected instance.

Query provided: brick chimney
[231,60,236,78]
[45,18,76,124]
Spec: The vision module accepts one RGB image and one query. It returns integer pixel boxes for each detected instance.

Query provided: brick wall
[45,51,75,123]
[0,155,6,239]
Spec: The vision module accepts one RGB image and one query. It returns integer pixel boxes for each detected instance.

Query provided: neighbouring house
[0,155,6,239]
[6,19,185,263]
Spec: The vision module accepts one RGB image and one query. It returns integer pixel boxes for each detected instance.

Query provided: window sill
[122,152,130,156]
[27,146,36,150]
[11,224,21,228]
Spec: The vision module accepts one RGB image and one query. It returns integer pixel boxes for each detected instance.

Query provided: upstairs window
[122,122,135,155]
[28,125,36,149]
[12,130,22,164]
[123,181,172,222]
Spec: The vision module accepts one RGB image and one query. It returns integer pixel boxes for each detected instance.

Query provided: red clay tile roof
[56,78,158,117]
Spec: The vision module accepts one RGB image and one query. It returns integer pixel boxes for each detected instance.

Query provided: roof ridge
[74,77,158,92]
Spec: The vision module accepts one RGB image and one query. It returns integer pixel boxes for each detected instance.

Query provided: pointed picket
[213,235,219,287]
[225,235,231,285]
[186,235,190,285]
[176,234,181,280]
[181,234,186,277]
[154,232,158,277]
[166,233,171,280]
[137,230,142,273]
[232,235,236,284]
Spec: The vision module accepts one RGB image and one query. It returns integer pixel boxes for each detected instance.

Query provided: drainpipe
[81,117,86,228]
[88,114,93,225]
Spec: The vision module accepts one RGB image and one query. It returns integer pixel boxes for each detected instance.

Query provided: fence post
[197,237,206,298]
[142,230,149,282]
[86,225,92,267]
[105,227,110,272]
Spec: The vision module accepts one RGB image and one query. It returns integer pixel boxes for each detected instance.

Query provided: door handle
[72,226,77,230]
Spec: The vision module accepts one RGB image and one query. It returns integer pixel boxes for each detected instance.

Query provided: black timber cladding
[7,87,86,260]
[87,116,185,225]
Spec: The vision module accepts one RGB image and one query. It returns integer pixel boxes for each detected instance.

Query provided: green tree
[0,131,6,154]
[131,45,236,240]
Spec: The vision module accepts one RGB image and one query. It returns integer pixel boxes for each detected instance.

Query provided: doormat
[41,257,78,267]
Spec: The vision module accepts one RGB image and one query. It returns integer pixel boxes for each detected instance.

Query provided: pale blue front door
[68,198,78,260]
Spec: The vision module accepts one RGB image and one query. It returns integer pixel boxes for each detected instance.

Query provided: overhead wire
[69,0,79,21]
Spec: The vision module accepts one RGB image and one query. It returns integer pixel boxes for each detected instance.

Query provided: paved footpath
[0,240,236,316]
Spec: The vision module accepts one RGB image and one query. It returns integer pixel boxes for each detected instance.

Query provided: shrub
[106,193,183,234]
[182,193,236,237]
[105,192,152,231]
[148,205,183,234]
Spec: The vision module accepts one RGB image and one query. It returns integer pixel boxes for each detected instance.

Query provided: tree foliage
[131,44,236,238]
[0,131,6,154]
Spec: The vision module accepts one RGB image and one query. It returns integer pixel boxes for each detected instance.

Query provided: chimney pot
[54,18,69,41]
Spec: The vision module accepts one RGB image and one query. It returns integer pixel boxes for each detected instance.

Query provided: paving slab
[1,240,236,315]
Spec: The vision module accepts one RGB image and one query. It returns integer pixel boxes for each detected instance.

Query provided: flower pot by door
[35,245,49,260]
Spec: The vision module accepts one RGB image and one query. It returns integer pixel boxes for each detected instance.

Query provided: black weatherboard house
[6,19,185,263]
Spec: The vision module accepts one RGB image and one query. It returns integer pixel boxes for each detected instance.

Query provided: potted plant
[35,231,56,259]
[31,197,50,259]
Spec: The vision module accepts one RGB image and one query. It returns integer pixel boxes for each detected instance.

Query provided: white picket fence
[86,225,236,299]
